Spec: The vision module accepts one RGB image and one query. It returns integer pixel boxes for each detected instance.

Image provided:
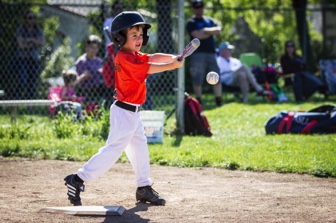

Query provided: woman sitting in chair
[280,40,326,103]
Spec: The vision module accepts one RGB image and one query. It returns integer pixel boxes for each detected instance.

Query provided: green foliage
[41,16,59,44]
[39,15,60,73]
[41,38,75,79]
[99,108,111,140]
[52,113,77,138]
[80,115,103,138]
[0,124,30,140]
[49,107,110,141]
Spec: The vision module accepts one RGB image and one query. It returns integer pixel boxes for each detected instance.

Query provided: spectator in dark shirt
[15,10,45,99]
[280,40,326,102]
[186,0,222,106]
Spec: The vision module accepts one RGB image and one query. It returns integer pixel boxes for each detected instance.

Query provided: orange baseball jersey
[114,50,151,104]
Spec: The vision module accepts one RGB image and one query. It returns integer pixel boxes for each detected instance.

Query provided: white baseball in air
[206,71,219,85]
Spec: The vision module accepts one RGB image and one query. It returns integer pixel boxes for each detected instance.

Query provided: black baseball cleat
[136,186,166,206]
[64,174,85,206]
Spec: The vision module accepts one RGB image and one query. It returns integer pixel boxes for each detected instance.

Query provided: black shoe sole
[137,199,166,206]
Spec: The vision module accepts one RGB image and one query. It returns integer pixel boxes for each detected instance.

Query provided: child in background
[61,69,86,102]
[55,70,87,120]
[64,11,184,206]
[75,35,110,105]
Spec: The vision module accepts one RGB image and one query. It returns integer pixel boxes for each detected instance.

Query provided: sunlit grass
[0,93,335,177]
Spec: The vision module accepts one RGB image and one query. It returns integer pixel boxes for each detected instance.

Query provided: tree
[292,0,315,71]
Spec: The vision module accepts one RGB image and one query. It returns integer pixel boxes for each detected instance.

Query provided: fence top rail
[0,100,56,107]
[2,2,336,11]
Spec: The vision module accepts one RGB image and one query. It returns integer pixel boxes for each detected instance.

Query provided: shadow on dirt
[102,203,150,223]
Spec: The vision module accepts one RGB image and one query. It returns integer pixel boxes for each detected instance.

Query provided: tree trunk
[292,0,316,71]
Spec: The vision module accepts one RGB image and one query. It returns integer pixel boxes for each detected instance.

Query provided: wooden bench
[0,99,56,123]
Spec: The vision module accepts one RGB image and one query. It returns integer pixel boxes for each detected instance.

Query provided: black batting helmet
[111,11,151,47]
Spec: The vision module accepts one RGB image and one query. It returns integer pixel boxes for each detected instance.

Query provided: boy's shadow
[102,203,150,223]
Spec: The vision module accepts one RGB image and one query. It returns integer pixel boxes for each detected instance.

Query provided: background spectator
[217,42,270,104]
[14,10,45,99]
[60,69,86,103]
[280,40,326,103]
[55,69,88,120]
[186,0,222,106]
[75,35,109,104]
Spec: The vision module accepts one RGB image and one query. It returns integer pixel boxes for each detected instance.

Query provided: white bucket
[140,111,164,144]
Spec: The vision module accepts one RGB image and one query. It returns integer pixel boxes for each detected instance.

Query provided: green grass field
[0,93,335,177]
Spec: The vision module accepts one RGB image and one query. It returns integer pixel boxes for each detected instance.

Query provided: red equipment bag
[184,93,213,137]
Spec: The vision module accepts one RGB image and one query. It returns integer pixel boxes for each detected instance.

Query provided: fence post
[176,0,185,135]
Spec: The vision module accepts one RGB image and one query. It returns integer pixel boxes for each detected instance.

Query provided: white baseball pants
[77,102,151,187]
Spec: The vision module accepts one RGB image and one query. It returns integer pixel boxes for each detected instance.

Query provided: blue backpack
[265,105,336,134]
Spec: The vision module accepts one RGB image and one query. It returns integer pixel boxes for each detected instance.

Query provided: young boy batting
[64,11,184,206]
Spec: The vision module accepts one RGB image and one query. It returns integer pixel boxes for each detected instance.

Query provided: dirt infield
[0,157,335,223]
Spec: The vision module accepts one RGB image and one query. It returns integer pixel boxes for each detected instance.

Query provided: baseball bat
[104,26,112,42]
[177,38,200,61]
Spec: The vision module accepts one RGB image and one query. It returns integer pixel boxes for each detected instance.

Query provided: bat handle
[177,56,184,61]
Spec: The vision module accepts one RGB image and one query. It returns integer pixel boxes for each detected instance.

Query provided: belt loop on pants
[115,101,141,113]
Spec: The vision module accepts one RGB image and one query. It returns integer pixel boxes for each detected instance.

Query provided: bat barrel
[178,38,200,61]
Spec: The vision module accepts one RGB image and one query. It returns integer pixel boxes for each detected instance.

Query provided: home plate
[39,206,125,216]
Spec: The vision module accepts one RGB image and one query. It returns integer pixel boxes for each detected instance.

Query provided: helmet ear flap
[142,28,149,46]
[111,32,126,48]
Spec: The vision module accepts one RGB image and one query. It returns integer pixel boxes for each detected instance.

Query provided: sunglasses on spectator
[193,5,204,9]
[26,16,35,20]
[286,45,294,47]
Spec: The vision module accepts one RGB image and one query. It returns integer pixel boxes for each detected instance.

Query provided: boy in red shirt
[64,11,184,206]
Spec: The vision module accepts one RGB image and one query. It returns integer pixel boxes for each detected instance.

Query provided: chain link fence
[0,0,182,119]
[1,1,334,124]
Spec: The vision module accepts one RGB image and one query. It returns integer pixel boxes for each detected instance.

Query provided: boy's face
[85,43,99,58]
[123,26,144,53]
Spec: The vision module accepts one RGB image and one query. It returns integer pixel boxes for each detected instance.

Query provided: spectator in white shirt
[216,42,270,103]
